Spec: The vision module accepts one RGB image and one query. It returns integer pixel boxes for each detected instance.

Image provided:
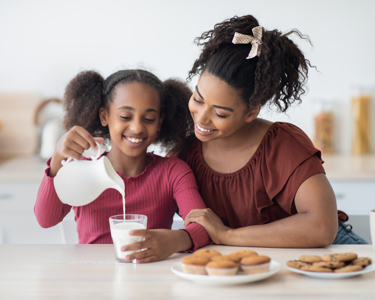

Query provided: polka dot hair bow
[232,26,263,59]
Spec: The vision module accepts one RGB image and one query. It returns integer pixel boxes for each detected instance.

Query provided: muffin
[193,249,222,260]
[211,255,239,264]
[228,250,258,263]
[240,255,271,274]
[205,260,238,276]
[181,256,210,275]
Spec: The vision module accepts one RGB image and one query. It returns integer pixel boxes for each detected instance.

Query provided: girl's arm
[184,173,338,247]
[121,158,210,263]
[35,126,103,227]
[49,126,103,177]
[34,164,72,228]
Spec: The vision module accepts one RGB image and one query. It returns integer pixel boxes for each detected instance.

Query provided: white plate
[286,263,375,279]
[171,260,280,285]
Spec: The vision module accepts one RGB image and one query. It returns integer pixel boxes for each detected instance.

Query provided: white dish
[171,260,280,285]
[286,263,375,279]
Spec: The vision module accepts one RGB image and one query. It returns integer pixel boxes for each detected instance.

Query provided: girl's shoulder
[148,152,194,174]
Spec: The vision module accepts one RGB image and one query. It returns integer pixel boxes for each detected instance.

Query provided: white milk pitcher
[54,142,125,206]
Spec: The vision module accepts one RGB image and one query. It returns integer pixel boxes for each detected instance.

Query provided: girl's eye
[145,118,156,122]
[120,116,131,120]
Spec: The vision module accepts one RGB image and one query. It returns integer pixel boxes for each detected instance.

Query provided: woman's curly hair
[63,69,193,152]
[188,15,313,112]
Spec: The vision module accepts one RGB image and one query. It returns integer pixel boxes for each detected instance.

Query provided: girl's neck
[106,148,152,178]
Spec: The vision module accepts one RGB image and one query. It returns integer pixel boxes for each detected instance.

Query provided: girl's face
[188,72,257,143]
[100,82,163,159]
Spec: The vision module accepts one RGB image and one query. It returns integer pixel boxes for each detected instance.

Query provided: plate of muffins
[286,252,374,279]
[171,249,280,285]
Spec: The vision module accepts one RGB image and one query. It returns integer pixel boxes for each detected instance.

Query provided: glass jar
[313,100,335,154]
[351,91,372,154]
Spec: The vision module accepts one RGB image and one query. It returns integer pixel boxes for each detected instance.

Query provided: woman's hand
[121,229,193,263]
[49,126,104,177]
[183,208,230,244]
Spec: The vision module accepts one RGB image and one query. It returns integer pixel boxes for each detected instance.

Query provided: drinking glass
[109,214,148,263]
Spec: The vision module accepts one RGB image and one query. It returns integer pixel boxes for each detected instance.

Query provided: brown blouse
[182,122,347,228]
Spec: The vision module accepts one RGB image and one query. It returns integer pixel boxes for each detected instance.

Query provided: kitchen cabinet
[0,181,65,244]
[324,154,375,243]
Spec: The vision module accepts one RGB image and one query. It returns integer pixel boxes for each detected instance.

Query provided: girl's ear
[244,105,261,123]
[99,107,108,126]
[158,113,165,131]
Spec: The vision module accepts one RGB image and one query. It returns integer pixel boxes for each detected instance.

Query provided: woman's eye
[217,114,227,118]
[193,97,203,104]
[120,116,131,120]
[215,112,228,119]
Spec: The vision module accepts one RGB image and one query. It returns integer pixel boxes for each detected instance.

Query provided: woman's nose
[195,107,210,125]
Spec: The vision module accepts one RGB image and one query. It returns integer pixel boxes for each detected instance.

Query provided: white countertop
[0,244,373,299]
[1,154,375,182]
[322,154,375,181]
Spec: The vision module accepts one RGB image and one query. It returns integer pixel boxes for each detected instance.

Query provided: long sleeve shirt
[34,153,210,251]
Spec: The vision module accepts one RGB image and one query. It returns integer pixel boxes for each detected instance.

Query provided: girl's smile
[100,82,163,165]
[124,135,147,145]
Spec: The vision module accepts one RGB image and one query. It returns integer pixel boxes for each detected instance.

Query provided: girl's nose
[129,118,143,133]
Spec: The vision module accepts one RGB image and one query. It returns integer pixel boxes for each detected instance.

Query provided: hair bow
[232,26,263,59]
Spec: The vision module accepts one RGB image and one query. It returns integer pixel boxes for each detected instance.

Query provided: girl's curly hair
[188,15,313,112]
[63,69,193,152]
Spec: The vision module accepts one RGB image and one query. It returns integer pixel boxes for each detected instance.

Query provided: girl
[177,15,367,246]
[34,69,210,263]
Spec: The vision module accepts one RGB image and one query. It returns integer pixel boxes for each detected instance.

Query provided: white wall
[1,0,375,154]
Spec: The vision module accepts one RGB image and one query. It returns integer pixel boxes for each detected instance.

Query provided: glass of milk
[109,214,148,263]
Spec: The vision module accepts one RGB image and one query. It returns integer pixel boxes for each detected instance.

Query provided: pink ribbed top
[34,153,210,251]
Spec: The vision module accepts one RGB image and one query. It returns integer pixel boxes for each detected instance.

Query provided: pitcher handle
[61,157,76,166]
[61,142,102,166]
[91,141,102,161]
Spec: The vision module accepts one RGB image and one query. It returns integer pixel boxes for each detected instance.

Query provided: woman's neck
[202,118,272,173]
[106,148,152,178]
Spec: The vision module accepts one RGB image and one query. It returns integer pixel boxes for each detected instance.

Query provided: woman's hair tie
[232,25,263,59]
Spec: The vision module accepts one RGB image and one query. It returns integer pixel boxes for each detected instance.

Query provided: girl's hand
[49,126,104,177]
[121,229,192,263]
[183,208,229,245]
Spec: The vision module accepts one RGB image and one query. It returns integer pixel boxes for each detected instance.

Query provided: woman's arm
[184,173,338,247]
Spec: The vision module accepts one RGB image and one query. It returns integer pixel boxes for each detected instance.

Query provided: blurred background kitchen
[0,0,374,244]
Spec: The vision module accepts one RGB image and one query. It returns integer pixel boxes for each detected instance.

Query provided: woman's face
[100,82,163,158]
[188,72,256,143]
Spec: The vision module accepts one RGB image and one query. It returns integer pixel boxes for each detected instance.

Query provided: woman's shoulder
[265,122,319,155]
[258,122,322,170]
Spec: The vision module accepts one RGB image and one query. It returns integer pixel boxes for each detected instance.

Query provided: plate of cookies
[286,252,374,279]
[171,249,280,285]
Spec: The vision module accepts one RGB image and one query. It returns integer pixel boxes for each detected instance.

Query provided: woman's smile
[195,122,217,135]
